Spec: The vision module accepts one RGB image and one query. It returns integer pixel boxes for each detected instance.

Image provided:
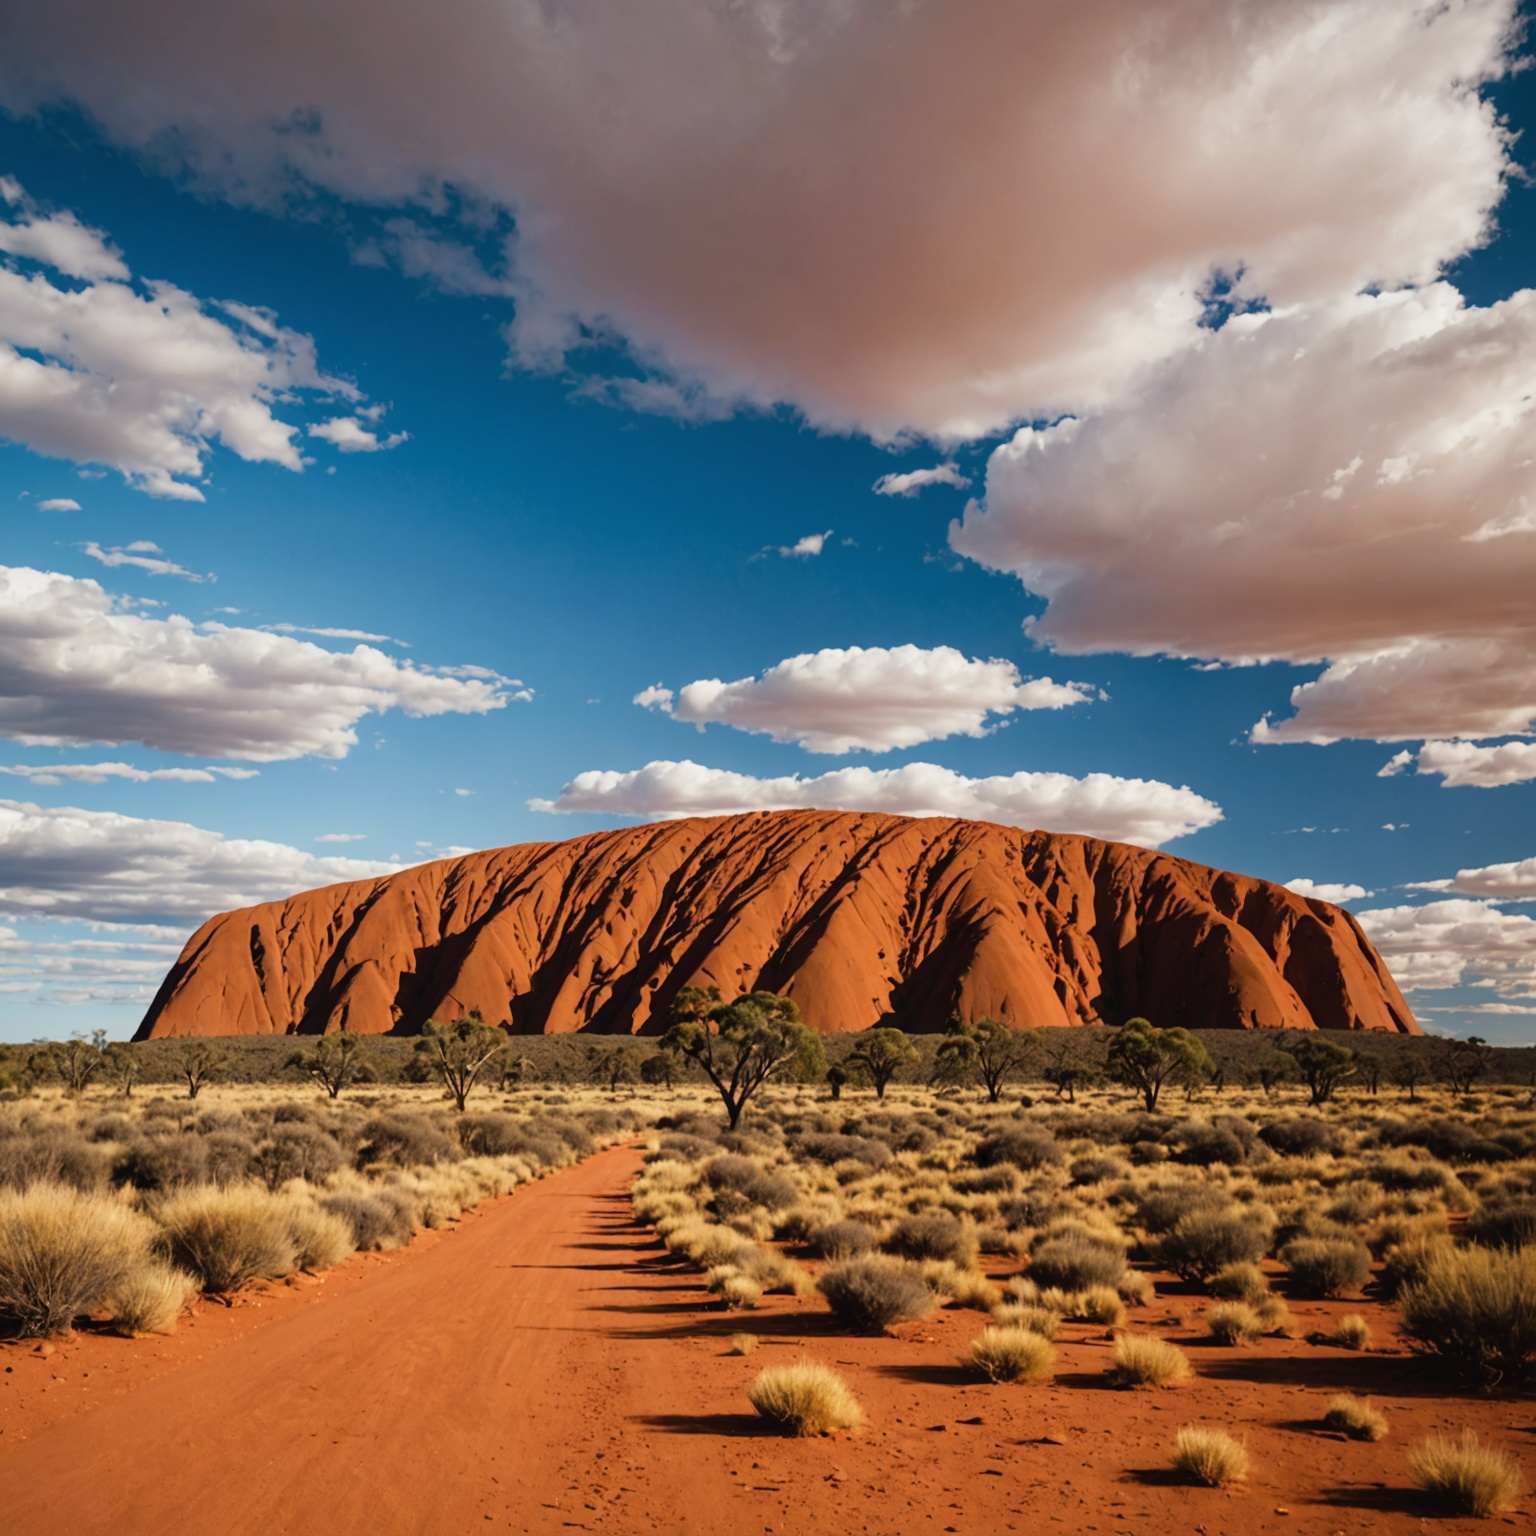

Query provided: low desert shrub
[1172,1426,1249,1487]
[720,1274,763,1309]
[969,1325,1055,1383]
[1258,1117,1338,1156]
[320,1190,411,1250]
[1210,1262,1269,1303]
[108,1259,197,1336]
[729,1332,758,1355]
[1328,1314,1372,1351]
[252,1127,344,1191]
[1466,1200,1536,1251]
[1074,1285,1127,1326]
[974,1127,1062,1170]
[1108,1334,1191,1389]
[356,1113,457,1168]
[1030,1233,1126,1291]
[885,1212,974,1266]
[1400,1245,1536,1384]
[1323,1394,1387,1441]
[1281,1237,1372,1299]
[0,1130,106,1194]
[747,1362,862,1436]
[285,1201,354,1270]
[818,1258,934,1333]
[991,1302,1059,1339]
[0,1183,154,1336]
[156,1186,298,1293]
[1410,1432,1522,1517]
[1206,1300,1264,1345]
[1160,1209,1270,1282]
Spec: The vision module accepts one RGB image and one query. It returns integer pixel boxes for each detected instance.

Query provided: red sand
[2,1145,1528,1536]
[138,809,1417,1038]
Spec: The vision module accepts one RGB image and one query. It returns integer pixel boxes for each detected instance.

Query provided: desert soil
[1,1144,1530,1536]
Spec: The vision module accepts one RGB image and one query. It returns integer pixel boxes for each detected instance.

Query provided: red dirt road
[2,1146,1531,1536]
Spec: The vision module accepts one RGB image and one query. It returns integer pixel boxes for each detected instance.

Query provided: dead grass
[1323,1394,1387,1441]
[968,1325,1055,1383]
[1108,1334,1191,1389]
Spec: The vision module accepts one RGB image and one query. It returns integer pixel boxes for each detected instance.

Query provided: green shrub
[812,1219,877,1260]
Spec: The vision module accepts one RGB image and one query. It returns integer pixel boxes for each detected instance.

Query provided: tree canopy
[1105,1017,1212,1111]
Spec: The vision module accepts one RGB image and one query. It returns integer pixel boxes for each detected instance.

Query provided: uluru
[136,810,1417,1039]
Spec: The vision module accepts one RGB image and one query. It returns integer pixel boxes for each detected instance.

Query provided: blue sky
[1,2,1534,1042]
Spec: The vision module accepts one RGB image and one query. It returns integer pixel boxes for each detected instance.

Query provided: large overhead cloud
[0,2,1516,439]
[0,798,399,928]
[0,181,398,498]
[952,284,1536,745]
[1356,898,1536,1001]
[529,758,1222,848]
[0,564,525,761]
[636,644,1095,754]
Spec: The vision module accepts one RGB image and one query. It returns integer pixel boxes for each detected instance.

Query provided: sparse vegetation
[818,1258,934,1332]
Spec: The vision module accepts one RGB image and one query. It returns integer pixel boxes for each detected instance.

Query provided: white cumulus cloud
[0,564,523,761]
[1380,739,1536,789]
[952,284,1536,746]
[0,761,257,786]
[308,416,409,453]
[1283,878,1371,904]
[0,2,1515,439]
[1408,855,1536,903]
[635,643,1097,754]
[0,798,401,928]
[81,539,212,582]
[873,463,970,497]
[529,757,1222,848]
[0,181,394,499]
[36,496,80,512]
[1356,897,1536,1000]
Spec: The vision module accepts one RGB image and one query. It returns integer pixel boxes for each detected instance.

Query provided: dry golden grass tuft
[1328,1313,1372,1350]
[1206,1300,1263,1345]
[108,1259,198,1336]
[747,1361,863,1436]
[1108,1334,1191,1389]
[1322,1394,1387,1441]
[968,1325,1055,1383]
[1172,1425,1249,1487]
[1410,1432,1522,1517]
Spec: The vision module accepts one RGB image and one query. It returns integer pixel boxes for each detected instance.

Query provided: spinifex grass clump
[1323,1394,1387,1441]
[1400,1245,1536,1385]
[0,1184,156,1337]
[1172,1426,1249,1487]
[968,1325,1055,1383]
[1410,1433,1522,1517]
[1108,1334,1191,1388]
[747,1362,863,1436]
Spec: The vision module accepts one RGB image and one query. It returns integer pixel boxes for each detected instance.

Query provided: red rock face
[134,810,1418,1039]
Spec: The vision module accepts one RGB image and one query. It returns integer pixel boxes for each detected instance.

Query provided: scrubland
[631,1078,1534,1517]
[0,1081,646,1339]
